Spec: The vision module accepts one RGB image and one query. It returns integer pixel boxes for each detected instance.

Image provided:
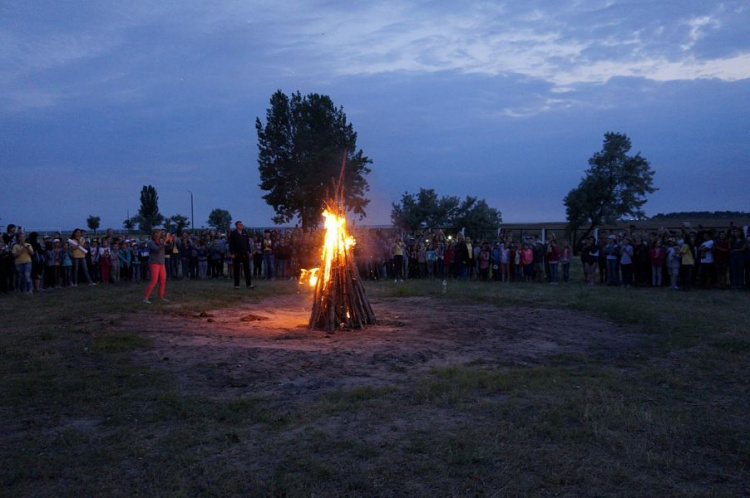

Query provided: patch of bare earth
[124,293,639,401]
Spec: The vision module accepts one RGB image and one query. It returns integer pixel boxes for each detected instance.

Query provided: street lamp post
[187,190,194,232]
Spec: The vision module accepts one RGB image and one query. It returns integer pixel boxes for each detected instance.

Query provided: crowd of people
[572,226,750,290]
[0,223,310,295]
[352,225,750,291]
[3,221,749,296]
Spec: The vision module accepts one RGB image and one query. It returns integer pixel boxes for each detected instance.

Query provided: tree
[391,188,459,231]
[651,210,750,220]
[207,208,232,233]
[256,90,372,230]
[564,132,656,244]
[390,188,502,237]
[137,185,164,233]
[166,214,190,235]
[86,215,101,234]
[123,216,138,233]
[449,197,502,239]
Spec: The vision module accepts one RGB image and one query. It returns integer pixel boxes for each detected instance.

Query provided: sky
[2,0,749,232]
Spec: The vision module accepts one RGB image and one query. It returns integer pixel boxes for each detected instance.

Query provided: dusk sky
[2,1,749,232]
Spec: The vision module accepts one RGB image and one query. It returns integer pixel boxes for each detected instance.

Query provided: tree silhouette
[256,90,372,230]
[137,185,164,233]
[564,132,656,243]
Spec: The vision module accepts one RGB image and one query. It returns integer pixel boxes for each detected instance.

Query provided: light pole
[187,190,194,232]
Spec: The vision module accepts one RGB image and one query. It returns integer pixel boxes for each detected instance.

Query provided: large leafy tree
[137,185,164,233]
[391,188,502,237]
[564,132,656,243]
[207,208,232,232]
[256,90,372,230]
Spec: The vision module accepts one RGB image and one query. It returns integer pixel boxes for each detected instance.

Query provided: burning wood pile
[299,168,376,332]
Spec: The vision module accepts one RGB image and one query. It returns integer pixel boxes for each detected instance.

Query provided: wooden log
[307,186,376,331]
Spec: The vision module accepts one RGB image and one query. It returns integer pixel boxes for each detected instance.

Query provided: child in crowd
[500,243,510,283]
[138,242,150,281]
[44,240,57,289]
[197,240,208,279]
[650,240,666,287]
[99,239,111,284]
[666,239,681,289]
[60,242,73,287]
[131,245,141,282]
[478,243,491,281]
[89,239,100,283]
[110,241,121,283]
[119,241,132,281]
[560,240,571,283]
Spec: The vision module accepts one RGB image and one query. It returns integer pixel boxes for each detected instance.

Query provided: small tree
[564,132,656,245]
[123,216,138,233]
[86,215,101,234]
[137,185,164,233]
[163,217,174,234]
[207,208,232,233]
[168,214,190,235]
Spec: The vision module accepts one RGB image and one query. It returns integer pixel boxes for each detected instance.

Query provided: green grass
[1,276,748,496]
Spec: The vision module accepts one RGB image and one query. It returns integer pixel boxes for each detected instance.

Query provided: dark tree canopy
[450,197,503,238]
[256,90,372,230]
[564,132,656,242]
[164,214,189,235]
[391,188,459,232]
[86,215,101,234]
[207,208,232,232]
[651,211,750,220]
[391,188,502,236]
[137,185,164,233]
[123,216,138,233]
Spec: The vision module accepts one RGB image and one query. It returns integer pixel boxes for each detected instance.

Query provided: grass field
[1,275,748,497]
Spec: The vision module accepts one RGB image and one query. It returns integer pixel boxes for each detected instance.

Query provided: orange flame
[298,268,320,287]
[299,209,355,289]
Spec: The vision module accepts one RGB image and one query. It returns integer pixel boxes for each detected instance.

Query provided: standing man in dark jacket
[229,221,254,289]
[453,235,470,280]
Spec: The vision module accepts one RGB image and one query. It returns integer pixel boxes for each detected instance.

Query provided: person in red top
[546,239,560,284]
[443,241,454,279]
[649,240,666,287]
[713,231,730,288]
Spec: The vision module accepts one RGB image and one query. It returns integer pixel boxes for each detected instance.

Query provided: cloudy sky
[2,0,749,231]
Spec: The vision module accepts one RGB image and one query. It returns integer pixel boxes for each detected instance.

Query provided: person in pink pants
[143,229,170,304]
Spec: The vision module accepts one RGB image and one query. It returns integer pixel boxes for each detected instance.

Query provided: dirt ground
[125,293,640,401]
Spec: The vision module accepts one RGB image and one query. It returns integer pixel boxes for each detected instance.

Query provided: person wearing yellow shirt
[391,237,405,282]
[679,233,695,291]
[69,228,95,286]
[12,232,34,294]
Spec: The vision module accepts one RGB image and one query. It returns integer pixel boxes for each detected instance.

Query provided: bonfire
[299,160,376,331]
